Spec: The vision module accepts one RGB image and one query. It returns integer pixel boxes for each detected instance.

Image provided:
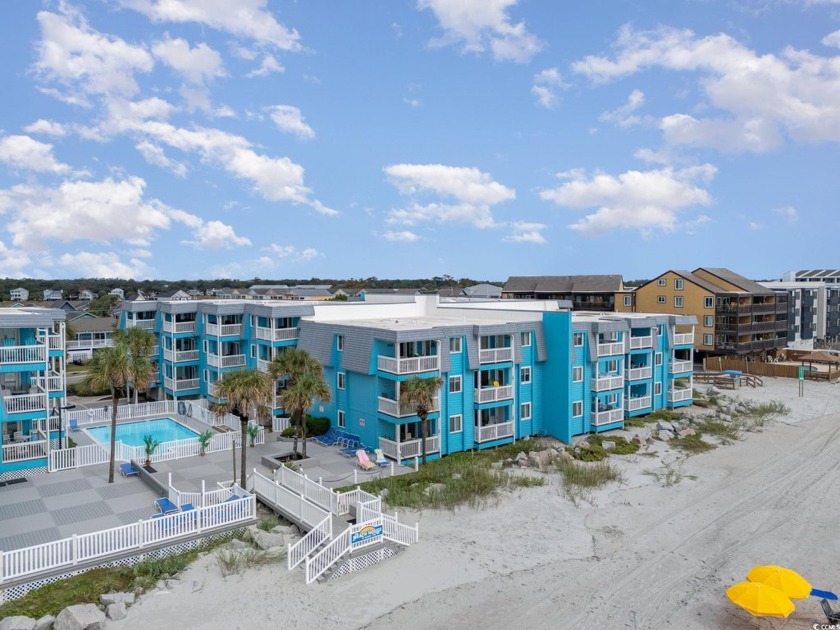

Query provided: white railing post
[138,520,145,549]
[72,534,79,565]
[390,462,395,476]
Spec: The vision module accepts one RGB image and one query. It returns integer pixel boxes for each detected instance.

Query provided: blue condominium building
[120,296,695,463]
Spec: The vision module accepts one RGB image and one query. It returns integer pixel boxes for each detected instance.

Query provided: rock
[657,430,675,441]
[529,450,554,467]
[601,440,616,450]
[423,483,447,496]
[451,472,462,480]
[656,420,675,432]
[0,616,36,630]
[33,616,55,630]
[270,524,295,535]
[379,487,390,498]
[54,604,105,630]
[678,428,696,437]
[490,461,503,470]
[514,451,528,462]
[706,386,721,396]
[164,579,179,589]
[631,433,645,445]
[251,530,287,551]
[226,538,251,550]
[99,592,133,607]
[105,603,126,622]
[557,449,574,462]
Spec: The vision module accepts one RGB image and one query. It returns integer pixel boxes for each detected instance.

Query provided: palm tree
[280,367,331,459]
[213,369,273,488]
[269,347,322,452]
[113,326,156,403]
[399,375,443,464]
[83,345,132,483]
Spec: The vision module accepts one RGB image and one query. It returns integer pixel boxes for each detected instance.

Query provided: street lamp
[51,403,76,450]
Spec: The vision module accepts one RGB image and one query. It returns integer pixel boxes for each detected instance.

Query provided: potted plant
[198,430,213,456]
[247,423,260,447]
[142,434,161,468]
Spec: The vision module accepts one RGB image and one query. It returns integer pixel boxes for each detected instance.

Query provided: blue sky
[0,0,838,282]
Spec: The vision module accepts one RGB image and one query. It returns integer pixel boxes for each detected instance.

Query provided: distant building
[502,275,631,312]
[10,288,29,302]
[43,289,63,301]
[154,289,190,301]
[109,288,125,299]
[78,289,96,301]
[66,316,117,360]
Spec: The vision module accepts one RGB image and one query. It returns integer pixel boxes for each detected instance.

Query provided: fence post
[414,457,419,472]
[390,462,395,477]
[0,550,4,584]
[354,469,358,484]
[72,534,79,565]
[138,520,145,549]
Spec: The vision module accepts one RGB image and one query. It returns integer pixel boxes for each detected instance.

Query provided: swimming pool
[86,418,199,447]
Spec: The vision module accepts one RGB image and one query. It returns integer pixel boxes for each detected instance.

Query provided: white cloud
[823,29,840,48]
[297,248,319,262]
[599,89,647,128]
[262,243,320,262]
[135,141,188,177]
[0,240,34,278]
[245,54,285,78]
[266,105,315,139]
[117,0,302,51]
[572,25,840,151]
[59,251,153,279]
[0,135,70,174]
[773,205,799,222]
[531,67,567,109]
[24,119,67,137]
[749,222,763,230]
[540,164,716,235]
[151,37,226,84]
[505,222,547,244]
[383,230,420,242]
[418,0,542,63]
[181,220,251,249]
[384,163,515,228]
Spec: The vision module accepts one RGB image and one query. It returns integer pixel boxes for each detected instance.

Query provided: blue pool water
[86,418,199,447]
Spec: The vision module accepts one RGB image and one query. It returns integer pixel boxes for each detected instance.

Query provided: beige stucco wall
[635,271,716,351]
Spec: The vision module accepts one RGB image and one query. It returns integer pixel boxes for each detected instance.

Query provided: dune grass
[555,459,624,504]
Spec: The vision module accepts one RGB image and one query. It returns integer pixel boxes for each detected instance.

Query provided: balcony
[630,336,653,349]
[33,372,62,392]
[205,323,242,337]
[378,396,440,418]
[377,355,439,375]
[127,319,155,330]
[750,303,776,314]
[668,388,692,403]
[164,377,200,392]
[475,421,515,443]
[207,353,246,369]
[66,339,113,350]
[673,333,694,345]
[255,326,298,342]
[162,321,197,334]
[597,342,624,357]
[37,333,63,351]
[3,392,48,415]
[591,375,624,392]
[257,358,271,373]
[2,438,48,463]
[479,348,514,364]
[163,349,199,363]
[592,407,624,426]
[378,435,441,462]
[749,321,778,334]
[0,345,47,365]
[670,360,693,374]
[627,366,652,381]
[627,396,652,412]
[474,385,514,404]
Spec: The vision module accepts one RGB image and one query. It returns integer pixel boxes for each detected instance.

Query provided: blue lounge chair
[69,418,79,432]
[314,427,339,446]
[119,462,139,477]
[154,497,179,515]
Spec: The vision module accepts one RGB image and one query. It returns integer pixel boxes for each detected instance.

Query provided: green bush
[305,415,330,436]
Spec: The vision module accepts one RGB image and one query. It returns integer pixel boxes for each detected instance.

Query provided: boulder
[657,430,675,442]
[678,428,697,438]
[99,592,134,607]
[423,483,446,496]
[706,386,721,396]
[226,538,251,550]
[514,451,528,462]
[33,616,55,630]
[271,524,296,536]
[0,616,35,630]
[451,472,462,480]
[251,530,287,551]
[601,440,616,450]
[528,450,554,467]
[556,449,574,462]
[105,603,126,622]
[379,487,390,498]
[54,604,105,630]
[656,420,675,432]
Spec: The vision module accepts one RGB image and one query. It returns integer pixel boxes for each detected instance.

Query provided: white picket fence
[0,494,256,585]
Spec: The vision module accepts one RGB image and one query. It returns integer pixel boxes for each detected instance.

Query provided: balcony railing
[4,392,48,414]
[2,439,48,463]
[627,396,651,412]
[33,372,62,392]
[592,408,624,426]
[37,334,64,350]
[378,435,441,462]
[475,421,515,443]
[629,336,653,349]
[162,321,197,334]
[479,348,514,364]
[255,327,298,342]
[127,319,155,330]
[597,342,624,357]
[673,333,694,345]
[163,349,199,363]
[377,355,439,375]
[0,345,47,364]
[591,375,624,392]
[207,354,246,369]
[668,388,692,403]
[474,385,514,404]
[750,303,777,314]
[164,377,199,392]
[274,394,283,409]
[670,360,693,374]
[627,366,652,381]
[66,339,113,350]
[378,396,439,418]
[205,323,242,337]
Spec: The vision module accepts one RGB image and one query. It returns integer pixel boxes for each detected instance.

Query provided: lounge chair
[355,449,376,471]
[314,427,339,446]
[69,418,79,432]
[119,462,139,477]
[374,449,389,467]
[822,599,840,623]
[154,497,180,515]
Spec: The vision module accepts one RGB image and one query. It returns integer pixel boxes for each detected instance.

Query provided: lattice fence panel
[328,547,396,582]
[0,466,48,483]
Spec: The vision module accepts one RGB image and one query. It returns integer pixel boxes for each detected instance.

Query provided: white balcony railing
[66,339,113,350]
[474,385,514,404]
[163,349,199,363]
[205,323,242,337]
[2,439,48,462]
[627,366,652,381]
[128,319,155,330]
[377,396,440,417]
[674,333,694,345]
[164,377,199,392]
[630,336,653,349]
[592,408,624,426]
[207,354,246,369]
[162,321,197,334]
[670,360,693,374]
[668,388,693,403]
[257,359,270,373]
[255,327,298,342]
[591,375,624,392]
[377,355,439,375]
[4,393,48,414]
[0,345,47,365]
[33,372,63,392]
[378,435,441,462]
[475,421,515,443]
[627,396,652,412]
[36,334,64,351]
[478,348,514,364]
[597,342,624,357]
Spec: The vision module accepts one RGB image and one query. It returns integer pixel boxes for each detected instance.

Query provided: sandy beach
[109,377,840,630]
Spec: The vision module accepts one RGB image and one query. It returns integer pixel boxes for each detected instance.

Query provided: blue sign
[351,524,383,544]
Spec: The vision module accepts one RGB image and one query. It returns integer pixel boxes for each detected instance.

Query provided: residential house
[66,317,117,360]
[154,289,191,301]
[10,288,29,302]
[78,290,96,301]
[109,288,125,299]
[502,275,633,312]
[43,289,63,301]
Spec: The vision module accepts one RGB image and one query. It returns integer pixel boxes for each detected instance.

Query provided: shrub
[305,415,330,436]
[670,433,715,454]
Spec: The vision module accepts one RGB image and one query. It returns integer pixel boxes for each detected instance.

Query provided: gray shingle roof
[503,275,623,294]
[694,267,773,294]
[70,317,117,333]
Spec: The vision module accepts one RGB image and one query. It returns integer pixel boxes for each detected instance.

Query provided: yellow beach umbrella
[747,565,812,599]
[726,581,795,618]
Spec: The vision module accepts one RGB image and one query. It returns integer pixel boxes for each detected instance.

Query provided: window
[674,296,684,308]
[655,352,663,366]
[520,331,532,347]
[654,382,662,396]
[203,369,208,383]
[337,372,345,390]
[449,337,462,353]
[657,278,667,286]
[520,366,532,383]
[674,279,684,290]
[657,296,666,304]
[449,375,462,393]
[337,410,345,428]
[703,315,713,327]
[704,296,714,308]
[572,366,583,382]
[607,393,618,406]
[203,340,208,352]
[606,359,618,372]
[703,334,713,345]
[520,402,532,420]
[449,414,463,433]
[572,401,583,417]
[623,295,632,307]
[250,345,256,358]
[336,335,344,351]
[573,333,584,347]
